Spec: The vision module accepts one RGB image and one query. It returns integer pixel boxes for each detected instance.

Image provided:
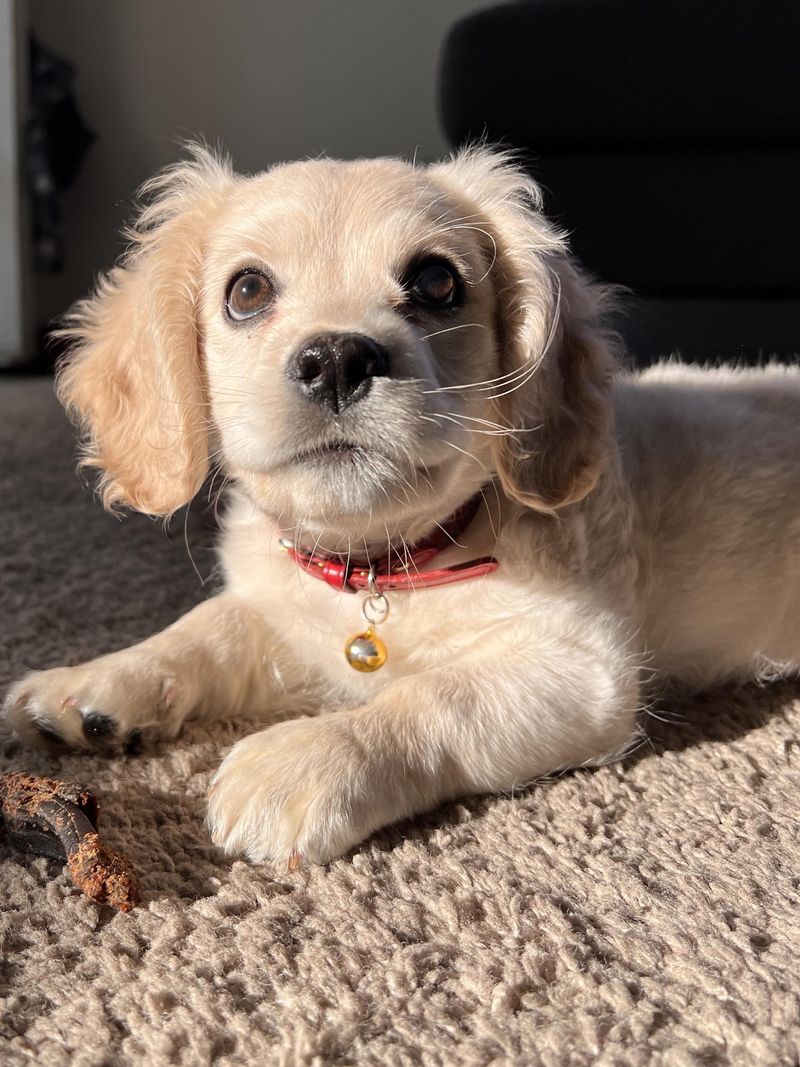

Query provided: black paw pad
[82,712,117,740]
[124,729,143,756]
[35,723,64,746]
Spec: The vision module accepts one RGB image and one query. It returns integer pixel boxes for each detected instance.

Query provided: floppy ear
[56,145,236,515]
[430,148,617,512]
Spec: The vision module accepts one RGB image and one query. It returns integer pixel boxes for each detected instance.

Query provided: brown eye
[226,270,273,321]
[408,260,460,308]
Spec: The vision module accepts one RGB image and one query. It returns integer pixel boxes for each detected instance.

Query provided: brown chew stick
[0,771,139,911]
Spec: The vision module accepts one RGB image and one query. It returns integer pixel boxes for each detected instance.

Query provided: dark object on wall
[26,35,95,274]
[439,0,800,365]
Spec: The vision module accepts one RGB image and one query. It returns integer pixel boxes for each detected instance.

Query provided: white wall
[30,0,488,327]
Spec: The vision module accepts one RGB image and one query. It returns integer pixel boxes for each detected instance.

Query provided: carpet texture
[1,378,799,1066]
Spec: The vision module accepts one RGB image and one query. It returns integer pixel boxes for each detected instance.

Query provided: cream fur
[5,147,799,865]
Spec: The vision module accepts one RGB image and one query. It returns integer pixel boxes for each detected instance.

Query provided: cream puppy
[5,147,800,864]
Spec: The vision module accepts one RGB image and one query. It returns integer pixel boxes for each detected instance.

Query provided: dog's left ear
[430,148,617,512]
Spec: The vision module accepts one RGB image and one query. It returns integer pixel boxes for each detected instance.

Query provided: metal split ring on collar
[362,568,390,626]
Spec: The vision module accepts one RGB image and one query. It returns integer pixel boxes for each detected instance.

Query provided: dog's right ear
[57,145,237,515]
[430,147,617,513]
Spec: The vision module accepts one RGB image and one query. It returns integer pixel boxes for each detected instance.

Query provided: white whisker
[439,438,488,470]
[418,322,486,343]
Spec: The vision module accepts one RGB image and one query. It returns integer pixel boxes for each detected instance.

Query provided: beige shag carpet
[1,378,799,1066]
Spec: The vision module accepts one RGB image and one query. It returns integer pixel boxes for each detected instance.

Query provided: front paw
[4,654,186,753]
[207,715,395,865]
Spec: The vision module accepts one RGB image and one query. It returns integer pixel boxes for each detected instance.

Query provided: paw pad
[81,712,117,740]
[124,729,144,756]
[34,723,65,747]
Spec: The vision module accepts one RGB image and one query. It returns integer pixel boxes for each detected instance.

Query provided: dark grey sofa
[439,0,800,365]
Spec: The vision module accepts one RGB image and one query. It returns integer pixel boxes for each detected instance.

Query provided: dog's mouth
[291,440,368,465]
[287,439,450,483]
[234,432,460,528]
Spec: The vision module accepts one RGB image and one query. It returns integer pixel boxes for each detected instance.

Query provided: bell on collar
[344,626,387,672]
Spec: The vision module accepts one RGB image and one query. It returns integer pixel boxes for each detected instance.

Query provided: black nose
[287,333,390,414]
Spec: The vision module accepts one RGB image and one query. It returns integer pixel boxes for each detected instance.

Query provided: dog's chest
[222,521,512,701]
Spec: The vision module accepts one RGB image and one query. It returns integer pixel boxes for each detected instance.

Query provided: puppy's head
[58,145,615,535]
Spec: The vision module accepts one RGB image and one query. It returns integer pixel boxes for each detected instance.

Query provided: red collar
[280,492,498,593]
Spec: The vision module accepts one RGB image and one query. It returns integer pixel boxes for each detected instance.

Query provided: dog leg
[208,616,641,864]
[4,595,286,752]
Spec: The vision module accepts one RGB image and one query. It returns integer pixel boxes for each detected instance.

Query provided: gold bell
[344,626,388,672]
[345,569,390,672]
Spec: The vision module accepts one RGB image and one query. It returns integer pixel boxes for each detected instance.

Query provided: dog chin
[234,447,449,530]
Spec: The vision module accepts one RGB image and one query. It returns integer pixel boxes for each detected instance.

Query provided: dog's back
[614,362,800,683]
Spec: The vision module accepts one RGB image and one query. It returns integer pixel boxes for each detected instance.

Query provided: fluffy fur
[5,146,799,864]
